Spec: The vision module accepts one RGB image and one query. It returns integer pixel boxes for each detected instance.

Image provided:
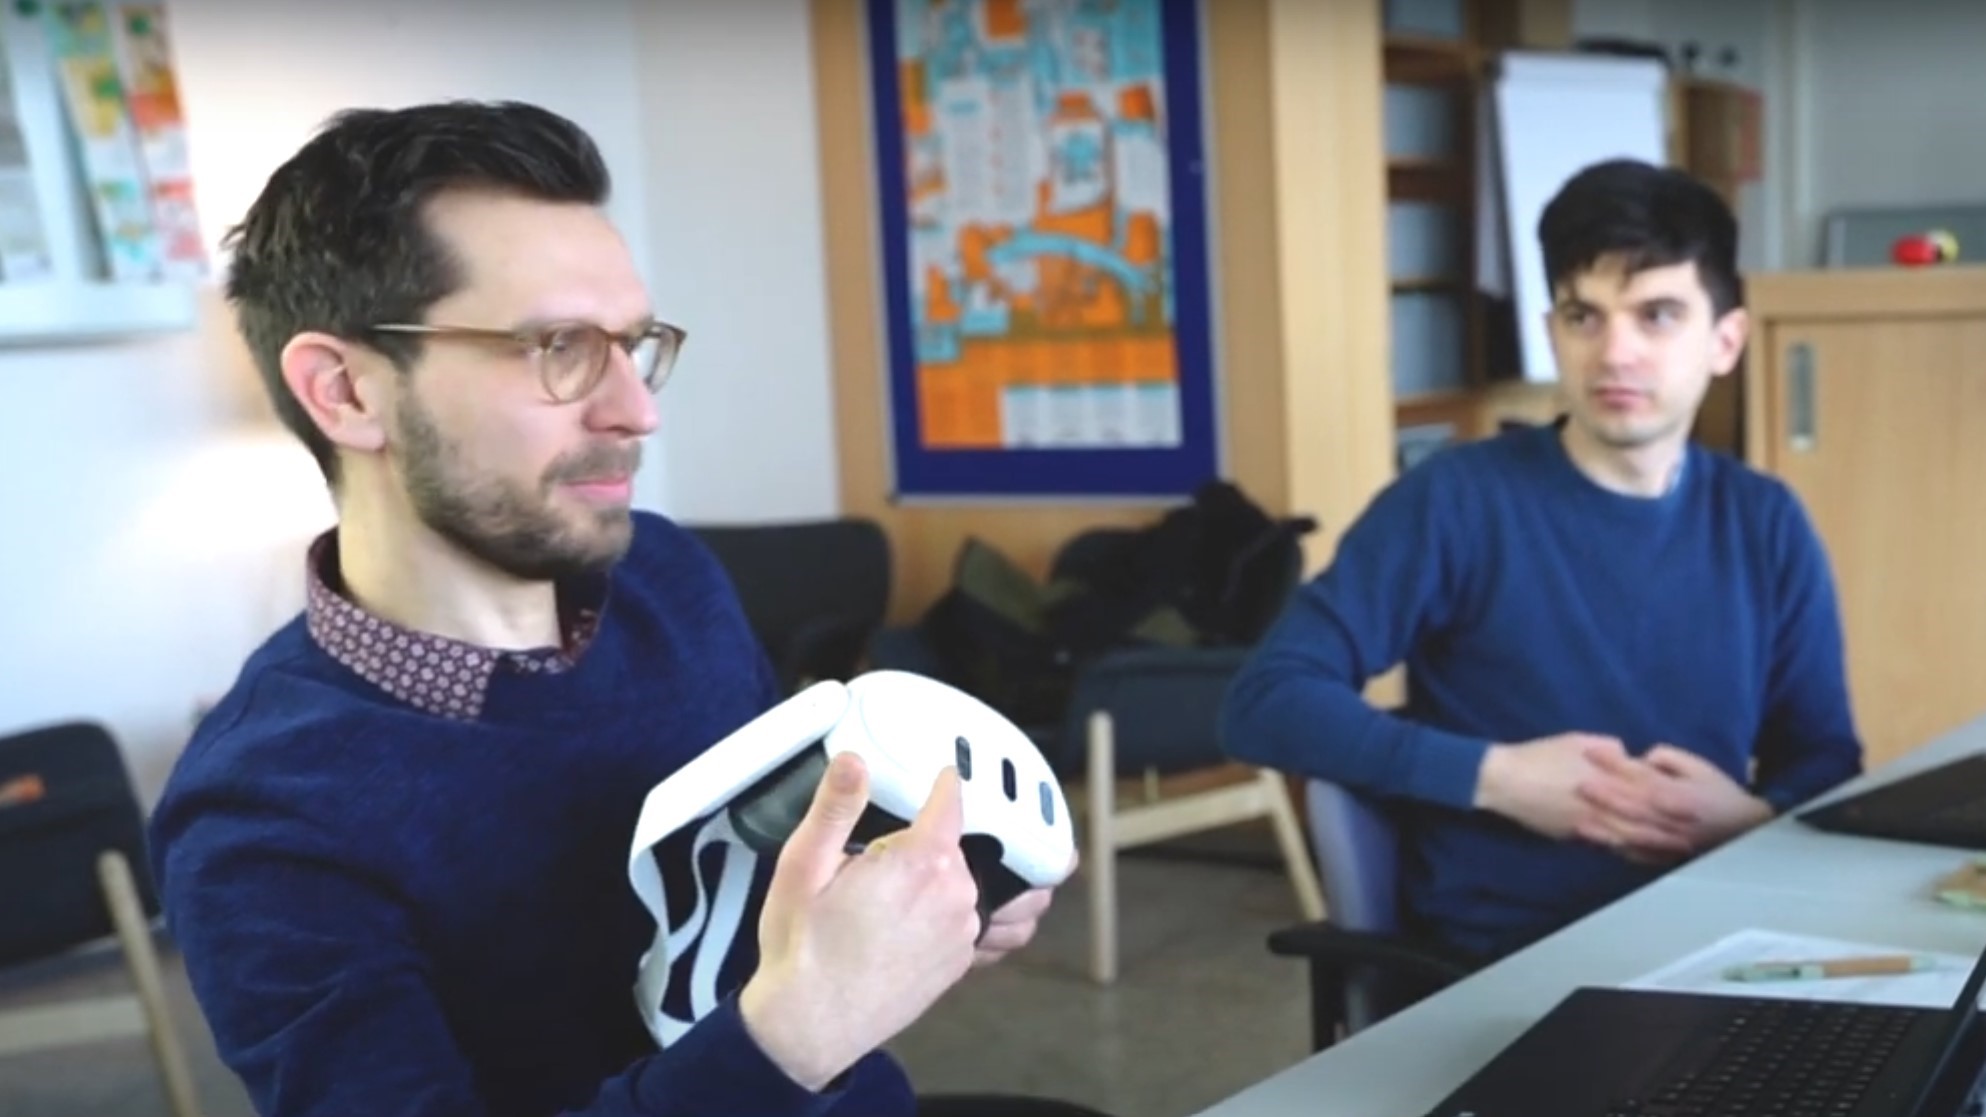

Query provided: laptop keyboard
[1605,999,1921,1117]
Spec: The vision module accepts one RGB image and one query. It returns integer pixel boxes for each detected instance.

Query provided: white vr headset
[624,670,1077,1047]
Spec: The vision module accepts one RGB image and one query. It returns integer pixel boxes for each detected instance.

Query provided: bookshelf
[1380,0,1568,464]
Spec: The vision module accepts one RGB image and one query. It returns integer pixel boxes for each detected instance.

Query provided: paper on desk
[1622,928,1976,1009]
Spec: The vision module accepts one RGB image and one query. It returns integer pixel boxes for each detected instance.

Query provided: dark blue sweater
[148,513,915,1117]
[1221,423,1863,957]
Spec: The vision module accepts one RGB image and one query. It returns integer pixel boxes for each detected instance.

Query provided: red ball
[1893,235,1942,266]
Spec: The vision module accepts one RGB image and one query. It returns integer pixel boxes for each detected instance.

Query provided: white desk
[1191,718,1986,1117]
[1680,726,1986,894]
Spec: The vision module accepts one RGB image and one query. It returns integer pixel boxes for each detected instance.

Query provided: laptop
[1418,937,1986,1116]
[1799,751,1986,849]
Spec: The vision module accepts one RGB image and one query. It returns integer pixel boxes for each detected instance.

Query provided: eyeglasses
[368,319,687,402]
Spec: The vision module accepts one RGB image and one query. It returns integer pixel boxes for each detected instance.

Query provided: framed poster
[865,0,1219,499]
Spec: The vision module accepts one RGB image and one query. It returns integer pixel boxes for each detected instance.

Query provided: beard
[395,394,639,582]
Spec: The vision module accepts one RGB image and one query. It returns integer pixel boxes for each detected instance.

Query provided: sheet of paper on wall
[1489,52,1669,384]
[1622,928,1978,1009]
[0,17,56,283]
[109,3,204,279]
[44,0,161,282]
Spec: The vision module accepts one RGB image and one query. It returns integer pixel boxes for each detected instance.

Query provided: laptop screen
[1905,934,1986,1114]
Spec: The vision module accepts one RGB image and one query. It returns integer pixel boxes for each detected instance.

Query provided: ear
[1708,307,1750,377]
[279,332,390,458]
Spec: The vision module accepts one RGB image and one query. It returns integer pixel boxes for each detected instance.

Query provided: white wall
[635,0,842,524]
[0,0,840,803]
[1578,0,1986,270]
[1572,0,1782,270]
[1780,0,1986,266]
[1570,0,1656,44]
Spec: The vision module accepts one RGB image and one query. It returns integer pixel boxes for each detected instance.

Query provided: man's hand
[973,889,1050,967]
[971,846,1075,968]
[1575,743,1773,864]
[1475,732,1632,839]
[739,754,981,1092]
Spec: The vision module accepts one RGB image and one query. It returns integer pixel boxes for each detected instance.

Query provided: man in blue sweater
[149,102,1061,1117]
[1221,159,1863,961]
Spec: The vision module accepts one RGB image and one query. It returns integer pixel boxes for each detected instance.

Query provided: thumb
[771,751,870,901]
[909,766,965,849]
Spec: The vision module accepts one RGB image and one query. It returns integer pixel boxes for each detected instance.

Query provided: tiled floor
[0,835,1316,1117]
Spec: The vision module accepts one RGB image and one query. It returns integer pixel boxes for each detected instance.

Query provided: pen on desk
[1723,955,1938,982]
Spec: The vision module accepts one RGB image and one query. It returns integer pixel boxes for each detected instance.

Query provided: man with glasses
[148,101,1061,1117]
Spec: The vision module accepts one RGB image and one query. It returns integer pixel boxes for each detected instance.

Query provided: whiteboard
[1487,52,1671,383]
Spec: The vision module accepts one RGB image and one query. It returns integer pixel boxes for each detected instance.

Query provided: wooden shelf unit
[1379,0,1571,464]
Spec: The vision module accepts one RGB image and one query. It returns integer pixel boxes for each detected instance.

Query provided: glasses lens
[541,325,607,401]
[537,324,682,399]
[640,327,682,392]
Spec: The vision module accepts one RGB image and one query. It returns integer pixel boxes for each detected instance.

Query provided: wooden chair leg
[1258,770,1326,921]
[99,851,203,1117]
[1086,710,1118,985]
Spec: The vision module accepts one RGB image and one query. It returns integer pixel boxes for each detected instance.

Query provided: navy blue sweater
[1222,423,1863,956]
[148,513,915,1117]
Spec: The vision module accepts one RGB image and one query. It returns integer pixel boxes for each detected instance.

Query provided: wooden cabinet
[1745,267,1986,766]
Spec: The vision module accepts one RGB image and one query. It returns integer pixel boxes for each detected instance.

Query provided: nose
[585,347,660,437]
[1600,315,1644,371]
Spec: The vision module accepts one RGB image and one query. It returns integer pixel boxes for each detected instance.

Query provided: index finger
[1584,746,1648,778]
[908,765,965,847]
[1577,772,1670,826]
[1645,744,1712,779]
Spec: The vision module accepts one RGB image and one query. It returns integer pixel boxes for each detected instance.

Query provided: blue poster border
[863,0,1220,499]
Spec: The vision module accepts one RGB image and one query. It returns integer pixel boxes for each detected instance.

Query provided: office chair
[0,721,202,1117]
[1265,778,1479,1052]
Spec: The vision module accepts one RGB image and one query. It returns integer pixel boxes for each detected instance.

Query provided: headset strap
[629,811,760,1047]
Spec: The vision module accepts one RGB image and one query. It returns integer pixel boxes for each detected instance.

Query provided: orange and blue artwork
[867,0,1217,497]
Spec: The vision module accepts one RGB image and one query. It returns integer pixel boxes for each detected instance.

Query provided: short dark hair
[223,100,613,484]
[1537,158,1743,317]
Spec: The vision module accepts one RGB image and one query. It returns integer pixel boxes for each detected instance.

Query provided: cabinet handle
[1788,342,1816,452]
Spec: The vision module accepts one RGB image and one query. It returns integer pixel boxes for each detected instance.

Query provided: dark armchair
[0,721,201,1116]
[1043,526,1327,983]
[689,517,891,695]
[877,496,1329,982]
